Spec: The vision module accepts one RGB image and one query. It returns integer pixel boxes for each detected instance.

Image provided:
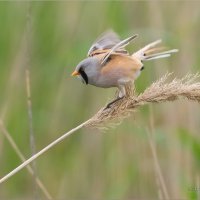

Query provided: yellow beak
[71,70,80,76]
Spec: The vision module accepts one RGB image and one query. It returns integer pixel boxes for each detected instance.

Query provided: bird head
[71,57,101,85]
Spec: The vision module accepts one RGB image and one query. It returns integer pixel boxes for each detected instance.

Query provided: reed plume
[86,73,200,128]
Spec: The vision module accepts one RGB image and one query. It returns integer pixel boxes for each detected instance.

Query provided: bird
[71,30,178,108]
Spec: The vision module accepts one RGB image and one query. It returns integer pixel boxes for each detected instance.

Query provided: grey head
[72,56,101,85]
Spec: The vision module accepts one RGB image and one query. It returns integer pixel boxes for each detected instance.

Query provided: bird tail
[132,39,178,61]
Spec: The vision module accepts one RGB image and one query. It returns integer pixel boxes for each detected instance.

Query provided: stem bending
[0,120,89,184]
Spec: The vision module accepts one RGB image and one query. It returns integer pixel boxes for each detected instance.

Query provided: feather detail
[101,34,138,65]
[87,30,121,57]
[133,39,178,61]
[144,49,179,61]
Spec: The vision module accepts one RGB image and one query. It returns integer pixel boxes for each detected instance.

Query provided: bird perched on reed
[71,30,178,108]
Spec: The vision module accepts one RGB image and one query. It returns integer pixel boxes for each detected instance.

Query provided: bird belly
[89,68,132,88]
[89,74,118,88]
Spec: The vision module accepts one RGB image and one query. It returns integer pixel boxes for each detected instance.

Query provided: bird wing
[100,34,138,65]
[87,30,129,57]
[101,54,143,77]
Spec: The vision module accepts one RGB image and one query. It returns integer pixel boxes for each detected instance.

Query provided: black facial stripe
[79,69,88,84]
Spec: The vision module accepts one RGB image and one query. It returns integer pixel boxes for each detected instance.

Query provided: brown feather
[89,49,128,57]
[89,49,110,57]
[145,46,167,55]
[101,55,142,80]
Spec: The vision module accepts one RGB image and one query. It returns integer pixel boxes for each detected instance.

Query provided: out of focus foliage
[0,1,200,199]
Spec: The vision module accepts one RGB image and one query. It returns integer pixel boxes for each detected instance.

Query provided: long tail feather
[133,39,178,61]
[144,49,179,61]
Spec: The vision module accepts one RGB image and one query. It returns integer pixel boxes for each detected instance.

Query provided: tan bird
[71,30,178,108]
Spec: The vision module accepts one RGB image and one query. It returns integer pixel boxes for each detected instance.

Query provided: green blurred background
[0,1,200,200]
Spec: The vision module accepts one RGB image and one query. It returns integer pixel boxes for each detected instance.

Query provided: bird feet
[104,96,124,110]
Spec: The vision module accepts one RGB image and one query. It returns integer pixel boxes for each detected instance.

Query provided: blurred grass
[0,1,200,199]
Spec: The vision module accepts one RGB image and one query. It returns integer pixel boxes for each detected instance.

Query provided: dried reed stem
[0,120,89,184]
[148,105,164,200]
[147,126,169,199]
[0,73,200,184]
[25,68,37,164]
[25,4,38,198]
[0,119,53,200]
